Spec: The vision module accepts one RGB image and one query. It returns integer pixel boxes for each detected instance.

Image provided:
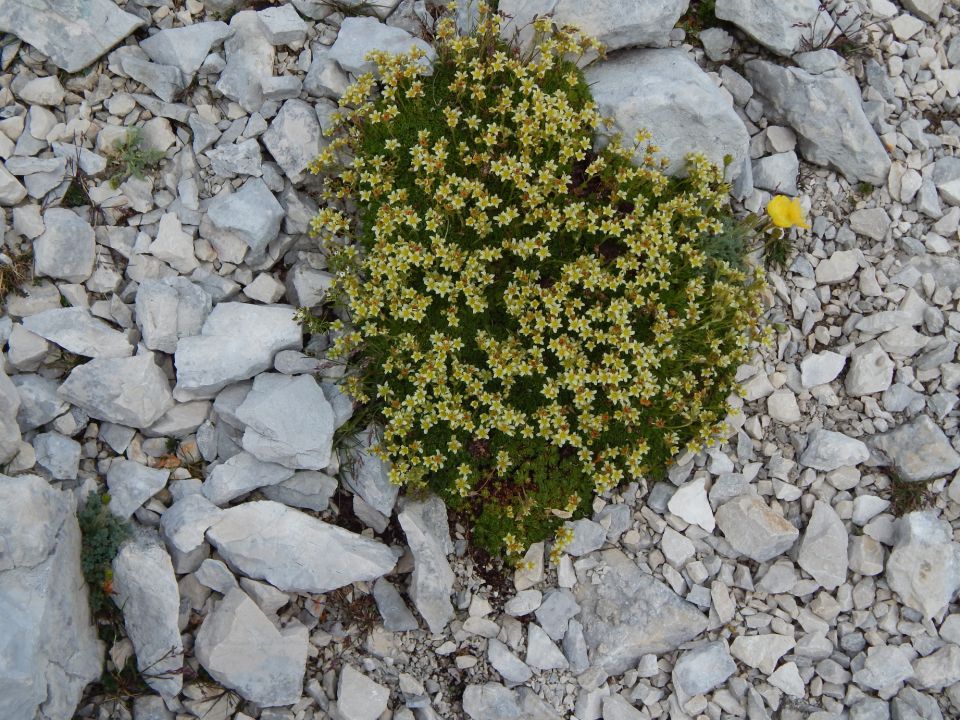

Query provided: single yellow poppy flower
[766,195,810,229]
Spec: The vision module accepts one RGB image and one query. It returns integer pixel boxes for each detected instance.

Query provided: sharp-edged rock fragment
[262,98,323,182]
[206,501,398,593]
[194,587,308,707]
[398,496,455,634]
[715,0,833,56]
[797,500,848,590]
[33,208,95,283]
[0,474,103,720]
[206,178,284,258]
[329,16,436,75]
[201,451,295,506]
[0,0,144,72]
[799,429,869,472]
[337,665,390,720]
[235,373,335,470]
[501,0,688,52]
[173,303,301,400]
[586,49,749,179]
[715,495,799,562]
[672,641,737,700]
[885,512,960,619]
[107,459,170,520]
[22,307,132,359]
[745,58,891,184]
[871,414,960,483]
[112,530,183,698]
[574,549,708,674]
[59,353,175,429]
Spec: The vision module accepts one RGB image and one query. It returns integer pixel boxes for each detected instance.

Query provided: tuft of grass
[106,128,165,189]
[0,247,33,312]
[307,5,766,561]
[888,474,934,516]
[77,490,131,615]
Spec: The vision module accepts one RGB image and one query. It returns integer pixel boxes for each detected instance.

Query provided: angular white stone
[0,0,144,72]
[845,340,894,396]
[746,59,891,185]
[667,476,715,532]
[871,414,960,483]
[206,501,398,593]
[525,623,569,671]
[58,353,175,429]
[398,496,455,635]
[235,373,335,471]
[173,303,301,400]
[194,587,308,706]
[107,459,170,520]
[715,495,799,562]
[337,664,390,720]
[730,633,796,675]
[715,0,833,56]
[672,641,737,700]
[885,512,960,619]
[112,531,183,698]
[329,16,436,75]
[501,0,688,53]
[22,307,132,359]
[33,208,95,283]
[815,250,859,284]
[586,49,749,179]
[575,549,708,674]
[797,501,848,590]
[799,429,869,471]
[0,475,103,720]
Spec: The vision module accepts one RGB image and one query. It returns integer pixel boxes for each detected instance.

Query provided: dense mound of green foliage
[308,7,765,562]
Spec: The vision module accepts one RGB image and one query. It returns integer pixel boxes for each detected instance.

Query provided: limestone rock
[216,11,275,113]
[135,277,212,355]
[799,429,869,472]
[173,303,301,399]
[574,549,708,674]
[342,430,399,517]
[715,0,833,56]
[0,474,103,720]
[398,496,455,634]
[746,58,891,184]
[58,353,175,429]
[22,307,132,359]
[845,341,894,396]
[194,588,308,706]
[262,98,323,182]
[797,500,848,590]
[33,208,95,283]
[672,641,737,700]
[207,178,284,258]
[329,16,436,75]
[235,373,335,471]
[112,531,183,698]
[885,512,960,619]
[715,495,799,562]
[202,451,293,506]
[871,414,960,483]
[107,459,170,520]
[337,665,390,720]
[0,0,144,72]
[501,0,689,53]
[206,501,398,593]
[730,633,796,675]
[586,49,749,179]
[0,370,23,462]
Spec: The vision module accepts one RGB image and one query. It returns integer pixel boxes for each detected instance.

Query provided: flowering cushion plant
[307,7,767,562]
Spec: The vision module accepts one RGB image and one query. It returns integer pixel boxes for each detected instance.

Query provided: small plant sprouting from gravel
[887,474,935,516]
[106,127,165,188]
[77,490,131,615]
[0,247,33,311]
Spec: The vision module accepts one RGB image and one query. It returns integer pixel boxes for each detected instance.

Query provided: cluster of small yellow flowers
[308,4,766,561]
